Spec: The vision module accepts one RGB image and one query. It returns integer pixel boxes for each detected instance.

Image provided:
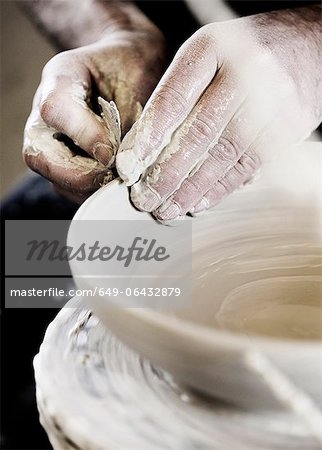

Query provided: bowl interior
[169,193,322,341]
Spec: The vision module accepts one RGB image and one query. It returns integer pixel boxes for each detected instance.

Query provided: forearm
[21,0,162,50]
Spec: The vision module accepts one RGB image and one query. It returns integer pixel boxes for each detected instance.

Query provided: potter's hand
[117,5,322,220]
[23,1,164,203]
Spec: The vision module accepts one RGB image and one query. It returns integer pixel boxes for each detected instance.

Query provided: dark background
[1,1,320,449]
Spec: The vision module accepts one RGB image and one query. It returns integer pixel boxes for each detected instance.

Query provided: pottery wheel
[34,297,321,450]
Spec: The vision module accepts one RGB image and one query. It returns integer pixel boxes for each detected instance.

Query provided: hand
[117,6,322,220]
[23,30,165,203]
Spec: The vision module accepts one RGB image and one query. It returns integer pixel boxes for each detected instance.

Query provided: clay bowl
[68,143,322,411]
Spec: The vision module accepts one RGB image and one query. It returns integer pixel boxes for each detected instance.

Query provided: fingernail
[130,182,161,212]
[190,197,209,215]
[154,200,181,221]
[93,143,115,166]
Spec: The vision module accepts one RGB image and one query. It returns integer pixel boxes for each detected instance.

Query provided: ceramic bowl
[68,143,322,411]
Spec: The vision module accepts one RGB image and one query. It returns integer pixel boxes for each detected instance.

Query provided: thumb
[39,55,119,166]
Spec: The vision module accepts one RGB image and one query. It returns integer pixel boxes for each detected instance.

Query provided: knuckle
[211,135,240,163]
[178,24,216,63]
[182,176,204,197]
[42,51,70,74]
[217,179,229,193]
[240,150,261,171]
[39,97,53,122]
[192,24,216,45]
[218,173,236,193]
[191,116,213,143]
[39,93,61,126]
[219,136,240,161]
[156,82,188,118]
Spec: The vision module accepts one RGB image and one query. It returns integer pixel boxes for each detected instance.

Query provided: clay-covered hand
[23,30,164,203]
[117,6,322,220]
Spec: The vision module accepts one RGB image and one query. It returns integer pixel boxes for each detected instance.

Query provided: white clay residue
[98,96,121,166]
[116,107,155,185]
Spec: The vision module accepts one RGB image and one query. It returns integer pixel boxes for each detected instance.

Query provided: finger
[53,185,89,204]
[23,106,113,194]
[131,74,247,215]
[128,71,245,213]
[116,28,219,184]
[150,79,281,221]
[187,102,299,218]
[190,150,261,215]
[151,103,258,220]
[39,55,117,166]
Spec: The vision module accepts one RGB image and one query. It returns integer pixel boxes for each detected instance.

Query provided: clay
[34,143,322,449]
[35,300,322,449]
[69,142,322,412]
[97,96,121,166]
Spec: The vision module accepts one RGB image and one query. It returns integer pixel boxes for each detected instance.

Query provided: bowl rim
[69,178,322,355]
